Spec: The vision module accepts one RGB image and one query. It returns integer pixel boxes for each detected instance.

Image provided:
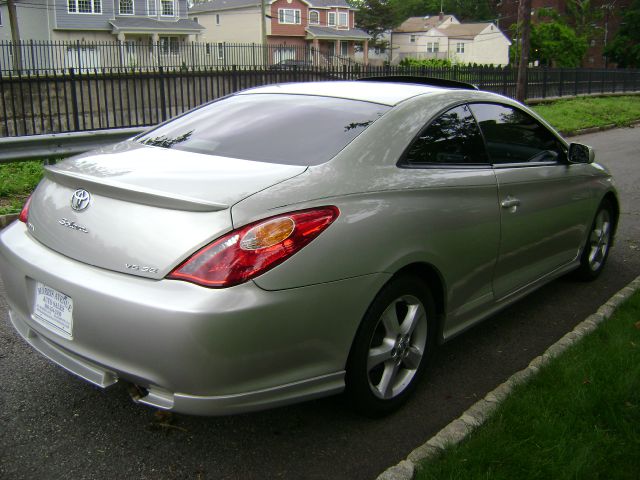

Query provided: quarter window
[427,42,439,53]
[404,105,487,166]
[456,42,465,53]
[279,8,301,24]
[469,103,564,164]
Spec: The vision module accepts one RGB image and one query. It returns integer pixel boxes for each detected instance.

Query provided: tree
[605,0,640,67]
[516,0,532,102]
[530,21,588,67]
[349,0,396,43]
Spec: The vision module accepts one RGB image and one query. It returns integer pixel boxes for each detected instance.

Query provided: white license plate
[33,282,74,339]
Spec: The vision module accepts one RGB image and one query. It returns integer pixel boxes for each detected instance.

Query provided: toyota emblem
[71,189,91,212]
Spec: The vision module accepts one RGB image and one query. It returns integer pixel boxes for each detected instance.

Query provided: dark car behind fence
[1,41,639,137]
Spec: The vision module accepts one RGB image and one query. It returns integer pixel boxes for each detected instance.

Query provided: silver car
[0,79,618,416]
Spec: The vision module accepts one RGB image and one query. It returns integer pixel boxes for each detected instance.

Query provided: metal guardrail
[0,127,146,163]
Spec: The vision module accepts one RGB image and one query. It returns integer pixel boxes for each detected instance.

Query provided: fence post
[76,40,82,73]
[158,66,167,122]
[558,68,564,97]
[587,68,592,95]
[231,65,238,91]
[342,64,347,80]
[68,67,80,131]
[574,69,579,96]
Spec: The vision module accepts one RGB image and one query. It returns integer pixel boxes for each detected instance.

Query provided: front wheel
[345,275,436,417]
[574,200,614,281]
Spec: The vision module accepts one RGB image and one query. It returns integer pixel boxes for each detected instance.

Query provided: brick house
[189,0,371,63]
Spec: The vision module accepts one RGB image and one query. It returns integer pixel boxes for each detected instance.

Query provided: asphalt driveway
[1,126,638,480]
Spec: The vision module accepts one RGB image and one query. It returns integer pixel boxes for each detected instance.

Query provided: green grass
[531,95,640,134]
[416,292,640,480]
[0,161,44,215]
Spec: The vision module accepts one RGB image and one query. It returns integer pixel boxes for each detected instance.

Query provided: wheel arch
[601,191,620,244]
[394,262,447,341]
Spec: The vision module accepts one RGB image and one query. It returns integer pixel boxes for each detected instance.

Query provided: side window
[404,105,488,166]
[469,103,565,164]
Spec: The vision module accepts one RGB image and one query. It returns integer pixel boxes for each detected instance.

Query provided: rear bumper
[0,221,389,415]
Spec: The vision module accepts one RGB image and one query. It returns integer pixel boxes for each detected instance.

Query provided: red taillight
[167,206,340,288]
[18,195,32,223]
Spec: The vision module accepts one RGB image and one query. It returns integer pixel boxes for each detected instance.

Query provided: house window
[456,42,465,54]
[338,12,348,27]
[328,42,335,56]
[328,12,336,26]
[278,9,301,24]
[410,35,416,43]
[119,0,134,15]
[340,41,348,56]
[68,0,101,13]
[147,0,156,15]
[427,42,439,53]
[160,36,179,55]
[0,10,3,26]
[309,10,319,25]
[216,14,220,25]
[161,0,174,16]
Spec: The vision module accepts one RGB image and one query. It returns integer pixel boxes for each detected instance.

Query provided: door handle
[501,196,521,211]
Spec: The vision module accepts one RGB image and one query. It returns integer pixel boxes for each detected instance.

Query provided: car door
[400,104,500,335]
[469,102,594,300]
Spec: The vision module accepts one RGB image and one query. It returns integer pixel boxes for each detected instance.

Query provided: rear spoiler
[357,76,479,91]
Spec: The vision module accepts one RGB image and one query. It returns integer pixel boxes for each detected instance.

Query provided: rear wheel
[345,275,436,416]
[574,200,614,281]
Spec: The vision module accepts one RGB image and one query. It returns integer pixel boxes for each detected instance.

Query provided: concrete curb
[561,119,640,138]
[376,275,640,480]
[0,214,18,229]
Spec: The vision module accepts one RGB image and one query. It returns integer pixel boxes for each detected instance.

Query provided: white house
[392,14,511,66]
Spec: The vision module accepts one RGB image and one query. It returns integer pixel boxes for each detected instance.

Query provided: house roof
[189,0,259,13]
[110,18,204,33]
[306,0,352,7]
[393,15,455,33]
[189,0,353,14]
[437,23,492,39]
[306,26,370,40]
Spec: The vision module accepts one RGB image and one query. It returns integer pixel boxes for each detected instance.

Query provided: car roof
[237,81,452,106]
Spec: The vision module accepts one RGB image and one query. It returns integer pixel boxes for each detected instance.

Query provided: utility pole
[601,2,616,69]
[7,0,23,71]
[516,0,532,103]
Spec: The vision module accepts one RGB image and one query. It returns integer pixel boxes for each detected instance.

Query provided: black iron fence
[1,64,639,137]
[0,41,354,74]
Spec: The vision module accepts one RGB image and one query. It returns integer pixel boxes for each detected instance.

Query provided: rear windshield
[137,94,390,166]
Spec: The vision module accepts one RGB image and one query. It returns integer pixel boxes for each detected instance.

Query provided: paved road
[1,127,638,480]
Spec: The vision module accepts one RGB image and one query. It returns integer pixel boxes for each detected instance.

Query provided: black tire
[345,275,436,417]
[574,200,614,281]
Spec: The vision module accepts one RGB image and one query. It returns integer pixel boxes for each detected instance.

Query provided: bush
[398,57,452,68]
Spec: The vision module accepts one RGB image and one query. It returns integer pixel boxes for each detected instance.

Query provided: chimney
[439,11,444,21]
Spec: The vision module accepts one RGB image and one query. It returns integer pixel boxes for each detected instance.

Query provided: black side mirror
[568,143,595,164]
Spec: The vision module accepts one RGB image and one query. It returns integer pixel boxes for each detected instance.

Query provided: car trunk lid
[26,142,307,280]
